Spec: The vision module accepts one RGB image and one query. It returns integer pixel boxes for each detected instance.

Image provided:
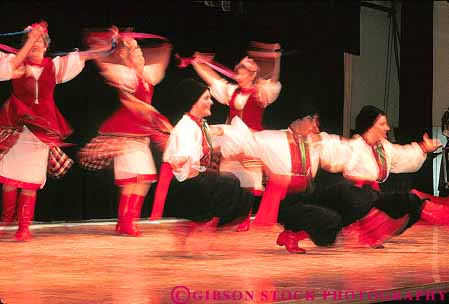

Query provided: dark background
[0,1,433,221]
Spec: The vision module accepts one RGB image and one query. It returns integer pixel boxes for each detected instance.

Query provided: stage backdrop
[0,1,359,221]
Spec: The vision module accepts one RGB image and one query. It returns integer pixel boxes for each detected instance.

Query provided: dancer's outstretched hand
[420,133,442,153]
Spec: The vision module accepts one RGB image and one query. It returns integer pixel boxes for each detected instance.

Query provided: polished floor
[0,220,448,304]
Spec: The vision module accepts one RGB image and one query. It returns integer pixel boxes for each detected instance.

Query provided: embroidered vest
[229,87,265,131]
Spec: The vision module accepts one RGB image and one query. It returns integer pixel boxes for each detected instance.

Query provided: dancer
[191,45,281,231]
[79,28,172,236]
[151,78,253,230]
[0,22,106,240]
[217,103,347,253]
[314,105,444,247]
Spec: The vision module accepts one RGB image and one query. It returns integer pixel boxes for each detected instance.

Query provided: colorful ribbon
[119,32,168,41]
[0,21,47,37]
[0,38,116,58]
[0,29,31,37]
[0,43,18,53]
[50,39,117,57]
[176,53,236,80]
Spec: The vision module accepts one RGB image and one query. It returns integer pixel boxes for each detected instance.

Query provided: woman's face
[122,38,145,71]
[234,67,256,88]
[191,90,213,119]
[367,115,390,141]
[27,36,47,62]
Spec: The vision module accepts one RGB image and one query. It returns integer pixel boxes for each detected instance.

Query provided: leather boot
[236,209,251,232]
[195,217,219,232]
[1,188,18,224]
[411,189,449,207]
[115,194,141,236]
[421,201,449,226]
[15,194,36,241]
[253,175,288,227]
[150,162,173,220]
[129,194,145,236]
[276,230,306,254]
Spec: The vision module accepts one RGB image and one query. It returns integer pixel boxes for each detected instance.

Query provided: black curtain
[397,1,434,194]
[0,1,360,221]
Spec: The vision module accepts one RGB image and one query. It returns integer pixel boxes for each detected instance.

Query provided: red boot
[116,194,143,237]
[276,230,289,246]
[1,188,18,224]
[293,230,309,241]
[411,189,449,207]
[195,217,219,232]
[150,162,173,220]
[15,194,36,241]
[236,210,252,232]
[276,230,306,254]
[253,175,289,227]
[130,194,145,236]
[421,201,449,226]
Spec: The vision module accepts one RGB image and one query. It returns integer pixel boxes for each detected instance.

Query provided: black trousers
[314,171,424,233]
[278,190,343,247]
[163,169,253,224]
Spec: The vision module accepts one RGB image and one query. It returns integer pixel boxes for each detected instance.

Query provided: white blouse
[215,118,347,178]
[210,78,281,109]
[163,115,205,182]
[342,136,427,182]
[252,130,347,178]
[214,120,427,183]
[11,52,85,83]
[0,52,13,80]
[99,63,165,93]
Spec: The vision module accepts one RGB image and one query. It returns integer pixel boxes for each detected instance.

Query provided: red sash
[286,131,312,193]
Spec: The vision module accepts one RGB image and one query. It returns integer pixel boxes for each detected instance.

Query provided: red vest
[99,76,155,136]
[0,58,72,145]
[229,88,265,131]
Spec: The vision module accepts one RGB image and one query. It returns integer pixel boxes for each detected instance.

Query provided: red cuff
[418,142,427,153]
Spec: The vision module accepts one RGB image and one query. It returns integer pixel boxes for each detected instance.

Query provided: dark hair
[355,105,386,135]
[168,78,209,123]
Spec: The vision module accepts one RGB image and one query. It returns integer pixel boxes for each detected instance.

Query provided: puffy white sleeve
[98,63,136,93]
[163,116,203,182]
[53,52,85,84]
[386,140,427,173]
[142,64,166,86]
[319,132,352,173]
[209,78,236,105]
[211,117,259,158]
[256,79,282,107]
[0,52,14,81]
[253,130,291,175]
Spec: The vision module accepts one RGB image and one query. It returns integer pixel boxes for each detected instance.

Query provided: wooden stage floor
[0,220,448,304]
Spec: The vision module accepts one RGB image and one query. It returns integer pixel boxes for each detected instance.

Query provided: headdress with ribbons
[0,22,43,53]
[87,27,173,147]
[176,53,236,80]
[246,41,281,80]
[176,40,282,82]
[86,27,171,68]
[0,21,116,58]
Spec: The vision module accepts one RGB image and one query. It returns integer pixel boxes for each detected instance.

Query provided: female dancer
[191,46,281,231]
[0,22,106,240]
[314,105,445,247]
[79,28,172,236]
